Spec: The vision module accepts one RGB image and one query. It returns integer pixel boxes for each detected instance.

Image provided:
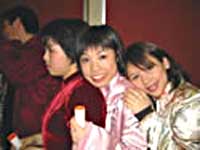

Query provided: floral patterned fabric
[142,82,200,150]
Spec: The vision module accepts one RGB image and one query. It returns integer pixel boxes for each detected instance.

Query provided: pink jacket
[74,74,147,150]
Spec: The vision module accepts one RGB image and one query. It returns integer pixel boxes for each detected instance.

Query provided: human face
[2,20,18,40]
[43,38,73,79]
[80,46,118,88]
[127,55,169,98]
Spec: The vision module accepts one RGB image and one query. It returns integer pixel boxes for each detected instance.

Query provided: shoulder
[174,82,200,100]
[110,75,132,94]
[63,74,104,102]
[72,79,103,98]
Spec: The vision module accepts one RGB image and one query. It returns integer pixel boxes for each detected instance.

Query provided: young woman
[123,42,200,150]
[70,25,147,150]
[20,19,106,150]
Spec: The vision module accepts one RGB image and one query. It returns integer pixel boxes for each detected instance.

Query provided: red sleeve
[68,81,106,128]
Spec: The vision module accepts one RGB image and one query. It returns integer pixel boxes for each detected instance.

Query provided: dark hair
[76,25,125,75]
[123,42,190,91]
[40,18,89,63]
[0,5,39,34]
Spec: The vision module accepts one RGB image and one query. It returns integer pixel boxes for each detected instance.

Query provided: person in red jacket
[42,19,106,150]
[19,19,106,150]
[0,6,61,149]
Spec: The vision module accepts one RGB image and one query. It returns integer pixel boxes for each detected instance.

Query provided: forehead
[131,53,160,65]
[83,46,114,54]
[145,54,161,64]
[127,54,161,71]
[127,62,141,72]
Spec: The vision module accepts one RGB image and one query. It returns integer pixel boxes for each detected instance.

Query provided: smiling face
[79,46,118,88]
[127,55,169,98]
[43,38,73,79]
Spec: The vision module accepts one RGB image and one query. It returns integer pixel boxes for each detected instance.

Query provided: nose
[90,60,100,72]
[141,72,151,85]
[43,50,49,63]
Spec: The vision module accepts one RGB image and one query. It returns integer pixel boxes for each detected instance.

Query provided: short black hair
[40,18,89,63]
[0,5,39,34]
[76,25,126,75]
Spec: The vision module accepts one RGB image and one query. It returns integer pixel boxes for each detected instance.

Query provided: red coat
[0,37,61,137]
[42,72,106,150]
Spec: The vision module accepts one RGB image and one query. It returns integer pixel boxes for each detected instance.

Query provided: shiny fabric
[42,72,106,150]
[142,82,200,150]
[74,73,147,150]
[0,37,61,137]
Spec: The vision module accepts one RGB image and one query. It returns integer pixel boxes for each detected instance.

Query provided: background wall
[23,0,83,26]
[0,0,199,85]
[107,0,200,86]
[0,0,82,28]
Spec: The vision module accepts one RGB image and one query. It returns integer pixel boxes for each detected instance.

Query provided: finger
[124,90,142,104]
[128,88,150,104]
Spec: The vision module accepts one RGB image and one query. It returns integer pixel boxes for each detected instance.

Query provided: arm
[123,87,154,124]
[71,100,147,150]
[68,82,109,149]
[115,102,147,150]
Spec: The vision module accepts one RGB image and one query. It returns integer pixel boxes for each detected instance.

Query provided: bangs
[136,56,155,70]
[125,47,155,70]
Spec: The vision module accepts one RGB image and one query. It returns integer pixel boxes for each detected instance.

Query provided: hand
[70,117,87,144]
[123,87,152,113]
[20,133,43,150]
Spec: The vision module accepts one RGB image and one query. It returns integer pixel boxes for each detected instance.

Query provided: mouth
[146,81,159,93]
[91,74,105,83]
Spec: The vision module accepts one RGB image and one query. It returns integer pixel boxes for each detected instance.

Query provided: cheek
[51,55,65,67]
[154,68,166,80]
[134,82,144,90]
[80,63,90,76]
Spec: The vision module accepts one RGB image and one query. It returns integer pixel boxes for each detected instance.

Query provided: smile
[91,75,105,82]
[146,81,159,92]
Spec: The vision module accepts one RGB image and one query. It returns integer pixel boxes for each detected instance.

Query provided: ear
[162,57,170,69]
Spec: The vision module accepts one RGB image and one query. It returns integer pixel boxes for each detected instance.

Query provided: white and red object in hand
[7,132,22,150]
[74,105,86,128]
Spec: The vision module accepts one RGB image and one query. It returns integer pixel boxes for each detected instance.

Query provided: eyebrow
[129,72,137,77]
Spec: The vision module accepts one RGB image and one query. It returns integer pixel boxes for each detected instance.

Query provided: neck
[20,33,34,43]
[63,64,78,80]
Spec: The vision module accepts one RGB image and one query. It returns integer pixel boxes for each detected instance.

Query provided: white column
[83,0,106,25]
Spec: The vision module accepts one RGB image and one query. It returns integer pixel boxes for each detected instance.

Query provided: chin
[152,92,162,98]
[91,80,107,88]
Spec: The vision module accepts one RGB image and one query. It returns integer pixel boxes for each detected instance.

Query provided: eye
[48,48,54,53]
[80,56,90,64]
[45,46,55,53]
[99,54,107,60]
[148,64,155,70]
[129,74,139,81]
